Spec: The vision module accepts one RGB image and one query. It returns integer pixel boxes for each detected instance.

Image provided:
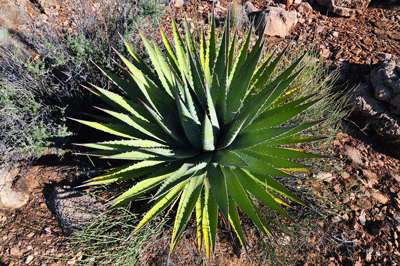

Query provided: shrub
[0,0,164,162]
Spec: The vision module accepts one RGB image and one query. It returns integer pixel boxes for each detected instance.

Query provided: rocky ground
[1,0,400,265]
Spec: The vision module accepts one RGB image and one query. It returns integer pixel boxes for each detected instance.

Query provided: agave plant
[73,16,326,257]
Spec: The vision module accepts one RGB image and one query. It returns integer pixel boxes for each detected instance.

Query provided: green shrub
[75,13,333,258]
[0,0,164,162]
[0,83,70,158]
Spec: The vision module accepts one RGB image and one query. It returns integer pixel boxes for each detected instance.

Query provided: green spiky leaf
[73,14,332,258]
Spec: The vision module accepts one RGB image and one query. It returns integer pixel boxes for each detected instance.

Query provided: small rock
[331,31,339,38]
[359,210,366,225]
[10,247,23,258]
[383,59,397,70]
[277,235,291,246]
[244,1,260,13]
[392,172,400,183]
[345,145,363,165]
[365,247,374,262]
[371,191,389,204]
[173,0,186,7]
[26,255,34,264]
[44,227,52,236]
[341,172,351,179]
[297,2,313,13]
[254,7,298,38]
[283,0,294,6]
[362,169,378,188]
[67,259,76,265]
[316,172,334,182]
[331,216,341,223]
[320,48,331,59]
[315,25,325,34]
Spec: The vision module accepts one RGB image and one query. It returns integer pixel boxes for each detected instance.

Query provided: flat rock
[316,0,371,17]
[47,187,104,237]
[316,172,335,182]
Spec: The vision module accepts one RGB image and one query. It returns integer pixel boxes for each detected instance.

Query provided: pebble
[365,247,374,262]
[277,235,291,246]
[359,210,366,225]
[331,216,341,223]
[44,227,52,236]
[341,172,351,179]
[10,247,23,258]
[26,255,34,264]
[332,31,339,38]
[315,25,324,34]
[316,172,334,182]
[371,191,389,204]
[345,145,363,166]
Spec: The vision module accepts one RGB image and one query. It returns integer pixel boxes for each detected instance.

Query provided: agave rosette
[73,16,326,257]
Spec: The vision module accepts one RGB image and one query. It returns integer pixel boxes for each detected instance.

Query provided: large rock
[347,83,400,158]
[370,56,400,115]
[0,166,29,211]
[47,187,104,236]
[316,0,372,17]
[253,7,298,38]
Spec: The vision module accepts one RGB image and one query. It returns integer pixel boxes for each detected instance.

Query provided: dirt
[1,0,400,265]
